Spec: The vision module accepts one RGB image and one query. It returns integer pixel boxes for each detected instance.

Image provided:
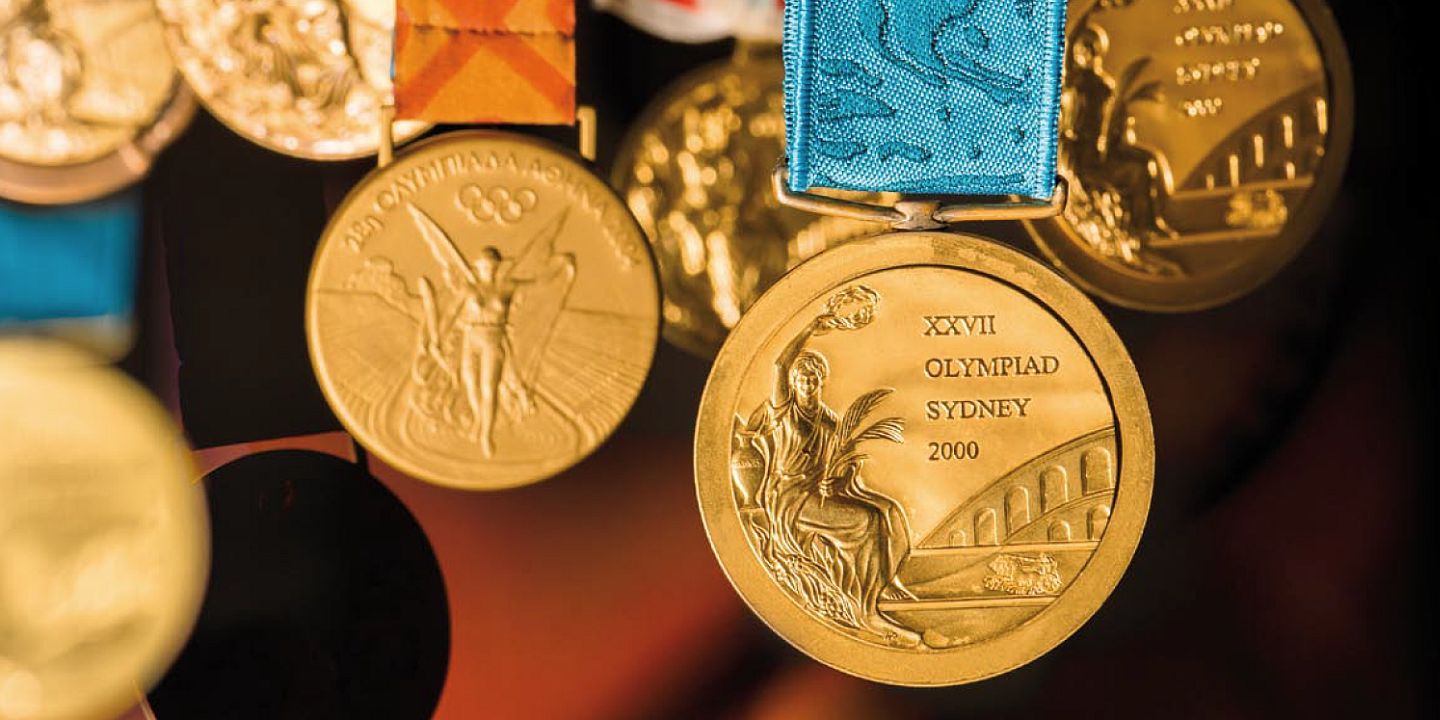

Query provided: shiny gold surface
[0,0,194,204]
[307,131,660,490]
[696,233,1153,685]
[0,339,208,720]
[612,53,884,357]
[155,0,426,160]
[1025,0,1351,311]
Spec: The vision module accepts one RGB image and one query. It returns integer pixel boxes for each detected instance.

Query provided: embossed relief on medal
[1054,0,1330,280]
[0,0,176,165]
[614,56,883,355]
[309,135,659,489]
[728,269,1118,649]
[155,0,424,158]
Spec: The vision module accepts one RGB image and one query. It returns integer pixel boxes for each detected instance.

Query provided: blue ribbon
[0,191,140,323]
[784,0,1066,199]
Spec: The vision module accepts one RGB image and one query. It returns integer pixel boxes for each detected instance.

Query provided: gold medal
[0,339,208,720]
[0,0,195,203]
[612,48,886,357]
[153,0,427,159]
[306,131,660,489]
[1023,0,1352,311]
[696,233,1152,685]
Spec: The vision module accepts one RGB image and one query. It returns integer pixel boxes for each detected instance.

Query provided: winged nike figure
[405,204,576,457]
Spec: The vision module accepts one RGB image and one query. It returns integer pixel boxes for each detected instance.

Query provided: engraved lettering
[1174,21,1285,47]
[923,356,1060,378]
[1175,58,1261,86]
[344,215,384,251]
[1172,0,1234,13]
[1181,96,1225,117]
[921,314,996,336]
[924,398,1033,420]
[928,441,980,461]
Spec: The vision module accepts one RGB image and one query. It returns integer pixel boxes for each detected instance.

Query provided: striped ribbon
[394,0,577,124]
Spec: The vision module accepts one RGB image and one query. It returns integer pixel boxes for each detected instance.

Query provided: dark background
[116,0,1426,717]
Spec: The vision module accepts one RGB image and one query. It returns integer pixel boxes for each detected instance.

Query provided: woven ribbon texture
[395,0,576,124]
[784,0,1065,198]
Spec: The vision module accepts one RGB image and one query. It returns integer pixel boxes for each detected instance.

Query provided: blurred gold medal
[612,48,885,356]
[0,339,208,720]
[1024,0,1353,311]
[0,0,195,203]
[306,132,659,489]
[153,0,427,159]
[696,233,1153,685]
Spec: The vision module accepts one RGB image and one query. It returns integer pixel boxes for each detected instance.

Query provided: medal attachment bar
[773,161,1065,230]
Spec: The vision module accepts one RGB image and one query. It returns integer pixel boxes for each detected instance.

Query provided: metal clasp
[576,105,598,162]
[772,161,1067,230]
[379,99,396,169]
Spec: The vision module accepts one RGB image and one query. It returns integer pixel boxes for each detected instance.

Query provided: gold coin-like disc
[0,339,208,720]
[612,53,884,357]
[154,0,427,160]
[1024,0,1353,311]
[0,0,195,204]
[696,233,1153,685]
[307,131,661,490]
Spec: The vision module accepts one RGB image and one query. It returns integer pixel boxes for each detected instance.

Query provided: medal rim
[305,129,662,491]
[152,0,431,162]
[0,82,197,205]
[694,231,1154,686]
[0,337,211,719]
[1022,0,1355,313]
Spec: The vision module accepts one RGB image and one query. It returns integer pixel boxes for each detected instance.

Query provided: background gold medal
[611,51,887,357]
[1024,0,1353,311]
[0,339,208,720]
[307,131,660,490]
[696,233,1153,685]
[0,0,195,204]
[154,0,427,160]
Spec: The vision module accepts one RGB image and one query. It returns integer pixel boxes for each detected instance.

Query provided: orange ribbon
[394,0,576,124]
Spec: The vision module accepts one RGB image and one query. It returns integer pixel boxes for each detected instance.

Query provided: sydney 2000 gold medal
[1025,0,1353,311]
[697,234,1153,684]
[307,132,659,490]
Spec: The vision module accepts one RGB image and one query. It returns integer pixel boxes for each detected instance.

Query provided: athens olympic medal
[1023,0,1352,311]
[307,131,660,490]
[0,339,208,720]
[695,233,1153,685]
[0,0,195,204]
[154,0,427,159]
[612,53,885,357]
